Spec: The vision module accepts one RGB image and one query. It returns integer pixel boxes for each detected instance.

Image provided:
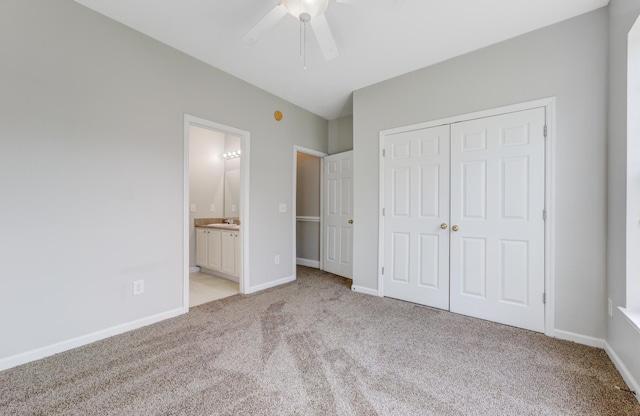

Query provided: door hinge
[543,293,546,304]
[382,148,386,157]
[543,210,546,220]
[381,267,385,275]
[544,125,548,138]
[382,208,385,216]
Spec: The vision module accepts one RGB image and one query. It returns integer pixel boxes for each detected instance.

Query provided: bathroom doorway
[184,115,250,311]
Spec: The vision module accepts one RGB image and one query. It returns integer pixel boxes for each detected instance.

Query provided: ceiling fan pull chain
[299,12,311,71]
[299,19,303,60]
[303,19,307,70]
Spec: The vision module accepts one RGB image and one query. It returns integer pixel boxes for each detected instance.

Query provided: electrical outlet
[190,204,196,213]
[608,298,613,318]
[133,280,144,295]
[275,255,280,265]
[209,204,215,213]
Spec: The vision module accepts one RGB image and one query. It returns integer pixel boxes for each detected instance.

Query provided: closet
[382,107,546,332]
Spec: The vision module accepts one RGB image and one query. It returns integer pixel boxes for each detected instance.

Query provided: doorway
[293,146,327,275]
[379,100,556,334]
[183,115,250,311]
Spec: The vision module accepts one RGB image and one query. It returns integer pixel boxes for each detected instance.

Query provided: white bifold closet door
[383,107,546,332]
[449,108,545,332]
[383,125,451,310]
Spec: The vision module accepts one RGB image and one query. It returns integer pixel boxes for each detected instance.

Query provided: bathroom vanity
[195,223,240,281]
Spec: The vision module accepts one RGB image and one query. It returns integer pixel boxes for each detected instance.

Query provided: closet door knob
[452,225,459,232]
[440,223,447,230]
[348,219,354,224]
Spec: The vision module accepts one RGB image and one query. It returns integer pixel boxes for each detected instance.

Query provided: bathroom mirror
[223,134,241,218]
[224,169,240,217]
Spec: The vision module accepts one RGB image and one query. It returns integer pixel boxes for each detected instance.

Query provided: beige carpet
[1,267,638,415]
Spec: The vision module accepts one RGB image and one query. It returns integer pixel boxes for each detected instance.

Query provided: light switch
[232,204,237,212]
[209,204,215,213]
[279,203,286,213]
[190,204,196,213]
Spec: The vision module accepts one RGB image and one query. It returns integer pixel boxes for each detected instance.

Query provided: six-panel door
[382,107,546,332]
[449,108,545,332]
[324,151,354,278]
[383,125,451,309]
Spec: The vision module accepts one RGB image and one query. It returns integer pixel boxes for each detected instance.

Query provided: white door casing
[382,125,451,309]
[449,107,545,332]
[323,151,353,278]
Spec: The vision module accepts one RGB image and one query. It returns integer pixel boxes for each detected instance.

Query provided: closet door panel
[383,125,450,309]
[450,107,545,332]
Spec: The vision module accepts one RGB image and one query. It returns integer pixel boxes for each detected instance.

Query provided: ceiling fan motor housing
[283,0,329,20]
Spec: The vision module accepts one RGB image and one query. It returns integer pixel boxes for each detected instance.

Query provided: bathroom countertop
[196,224,240,231]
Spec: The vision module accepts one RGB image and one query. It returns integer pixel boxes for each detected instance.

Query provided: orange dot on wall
[274,110,283,121]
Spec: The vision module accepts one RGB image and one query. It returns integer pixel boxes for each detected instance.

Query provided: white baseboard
[0,308,184,372]
[554,329,605,349]
[296,258,320,268]
[189,266,200,273]
[351,285,380,297]
[245,275,295,294]
[605,342,640,403]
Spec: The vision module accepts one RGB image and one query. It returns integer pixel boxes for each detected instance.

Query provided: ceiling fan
[242,0,404,67]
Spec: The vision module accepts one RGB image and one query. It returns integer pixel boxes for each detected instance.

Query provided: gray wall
[189,126,225,267]
[606,0,640,392]
[353,9,609,339]
[0,0,327,361]
[328,115,354,154]
[296,153,321,262]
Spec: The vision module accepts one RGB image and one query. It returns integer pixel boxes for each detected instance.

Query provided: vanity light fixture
[223,150,241,160]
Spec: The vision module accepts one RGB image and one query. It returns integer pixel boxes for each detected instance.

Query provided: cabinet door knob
[348,219,354,224]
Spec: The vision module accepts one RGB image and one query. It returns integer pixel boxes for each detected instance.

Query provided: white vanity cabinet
[196,228,221,271]
[196,227,239,278]
[220,231,238,276]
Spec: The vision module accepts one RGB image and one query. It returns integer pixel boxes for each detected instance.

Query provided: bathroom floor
[189,272,239,307]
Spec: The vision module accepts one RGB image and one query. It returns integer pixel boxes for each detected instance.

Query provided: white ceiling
[74,0,608,120]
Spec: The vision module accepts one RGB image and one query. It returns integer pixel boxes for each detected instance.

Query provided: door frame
[183,114,251,312]
[292,146,328,277]
[378,97,556,337]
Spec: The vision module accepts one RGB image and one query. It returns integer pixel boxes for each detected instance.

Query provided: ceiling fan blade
[241,3,288,44]
[310,14,339,61]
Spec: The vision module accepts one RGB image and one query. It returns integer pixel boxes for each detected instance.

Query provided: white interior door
[449,107,545,332]
[383,126,451,309]
[323,151,353,278]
